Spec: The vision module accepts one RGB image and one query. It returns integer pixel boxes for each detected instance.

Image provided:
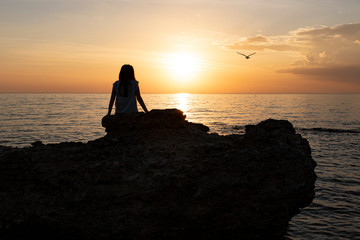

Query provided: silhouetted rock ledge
[0,109,316,240]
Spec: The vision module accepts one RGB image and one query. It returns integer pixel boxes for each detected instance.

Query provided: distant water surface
[0,93,359,239]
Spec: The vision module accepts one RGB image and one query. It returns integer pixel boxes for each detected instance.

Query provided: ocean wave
[232,125,245,130]
[298,128,360,134]
[229,126,360,134]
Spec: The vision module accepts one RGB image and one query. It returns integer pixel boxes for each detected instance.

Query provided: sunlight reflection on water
[174,93,189,114]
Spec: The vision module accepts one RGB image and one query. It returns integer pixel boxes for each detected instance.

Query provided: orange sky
[1,0,359,93]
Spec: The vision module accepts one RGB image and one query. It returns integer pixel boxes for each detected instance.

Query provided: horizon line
[0,92,359,95]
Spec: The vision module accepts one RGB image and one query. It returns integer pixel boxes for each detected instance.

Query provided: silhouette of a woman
[107,64,148,115]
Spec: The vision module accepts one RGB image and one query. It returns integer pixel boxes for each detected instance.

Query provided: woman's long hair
[118,64,136,97]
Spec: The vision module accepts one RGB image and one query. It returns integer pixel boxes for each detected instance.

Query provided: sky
[0,0,359,93]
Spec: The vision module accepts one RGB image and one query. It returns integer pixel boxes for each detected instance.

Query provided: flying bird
[237,52,256,59]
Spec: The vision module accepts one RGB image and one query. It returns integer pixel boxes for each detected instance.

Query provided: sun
[172,53,197,77]
[167,52,202,80]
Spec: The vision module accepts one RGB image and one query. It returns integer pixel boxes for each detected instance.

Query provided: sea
[0,93,359,239]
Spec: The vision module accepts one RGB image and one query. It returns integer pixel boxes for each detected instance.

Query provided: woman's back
[107,64,148,116]
[113,79,139,113]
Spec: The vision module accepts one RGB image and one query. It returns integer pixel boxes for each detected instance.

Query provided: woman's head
[119,64,135,81]
[118,64,135,97]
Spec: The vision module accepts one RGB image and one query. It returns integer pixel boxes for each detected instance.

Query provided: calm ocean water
[0,93,359,239]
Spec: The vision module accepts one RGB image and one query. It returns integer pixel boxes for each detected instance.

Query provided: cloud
[222,23,360,53]
[281,23,360,85]
[246,36,268,43]
[220,23,360,85]
[295,23,360,40]
[221,35,298,52]
[278,65,360,85]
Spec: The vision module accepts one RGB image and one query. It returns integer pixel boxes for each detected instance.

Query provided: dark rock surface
[0,109,316,240]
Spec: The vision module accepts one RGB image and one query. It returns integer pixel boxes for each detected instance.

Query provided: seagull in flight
[237,52,256,59]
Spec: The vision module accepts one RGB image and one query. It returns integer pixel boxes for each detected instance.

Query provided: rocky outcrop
[0,109,316,240]
[101,109,210,134]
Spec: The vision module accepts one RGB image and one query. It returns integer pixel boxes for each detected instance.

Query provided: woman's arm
[136,88,149,113]
[107,87,116,115]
